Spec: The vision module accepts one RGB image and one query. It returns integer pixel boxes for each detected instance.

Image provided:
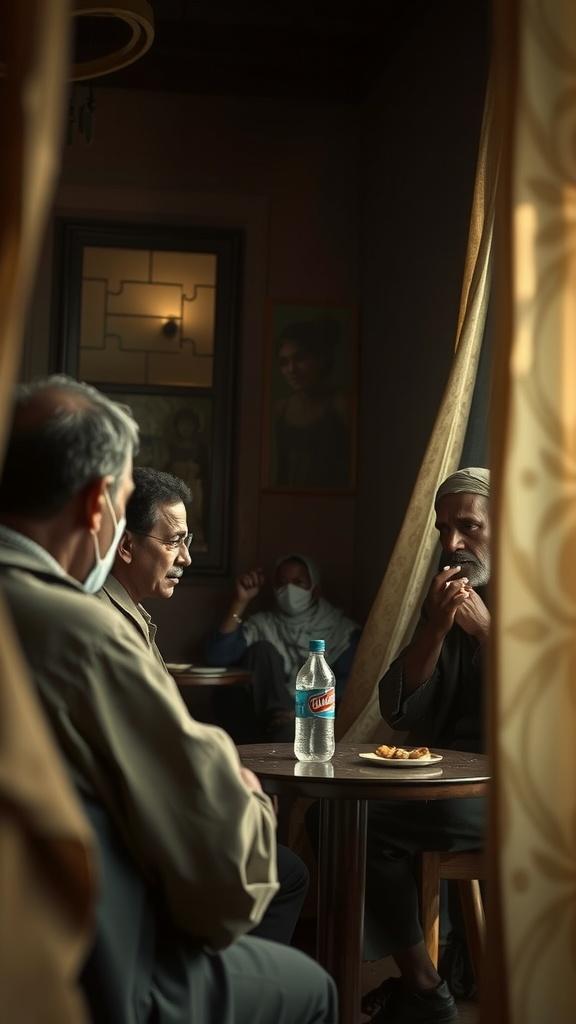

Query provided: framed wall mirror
[52,219,242,575]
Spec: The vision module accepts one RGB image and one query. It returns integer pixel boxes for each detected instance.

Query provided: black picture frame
[51,218,242,576]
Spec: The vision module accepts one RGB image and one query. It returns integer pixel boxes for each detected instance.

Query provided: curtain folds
[0,2,95,1020]
[337,84,495,742]
[484,1,576,1021]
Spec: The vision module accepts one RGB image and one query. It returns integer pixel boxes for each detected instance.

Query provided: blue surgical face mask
[82,489,126,594]
[275,583,313,617]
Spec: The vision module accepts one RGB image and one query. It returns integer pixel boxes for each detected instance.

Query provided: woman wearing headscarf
[205,554,361,741]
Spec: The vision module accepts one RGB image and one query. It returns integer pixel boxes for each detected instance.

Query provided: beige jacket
[99,574,171,679]
[0,594,94,1023]
[0,542,278,950]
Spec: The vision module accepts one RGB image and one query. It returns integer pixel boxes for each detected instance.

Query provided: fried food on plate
[374,744,430,760]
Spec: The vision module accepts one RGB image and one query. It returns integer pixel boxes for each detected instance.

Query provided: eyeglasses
[132,531,194,551]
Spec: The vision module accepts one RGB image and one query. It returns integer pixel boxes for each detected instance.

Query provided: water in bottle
[294,639,335,762]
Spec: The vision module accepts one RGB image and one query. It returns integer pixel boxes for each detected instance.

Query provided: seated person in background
[205,553,361,740]
[101,464,310,947]
[360,467,490,1024]
[0,376,337,1024]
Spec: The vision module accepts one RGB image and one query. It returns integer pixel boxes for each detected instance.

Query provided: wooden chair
[420,849,486,984]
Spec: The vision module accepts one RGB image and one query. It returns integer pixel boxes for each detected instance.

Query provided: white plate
[187,666,229,676]
[359,751,443,768]
[166,663,194,672]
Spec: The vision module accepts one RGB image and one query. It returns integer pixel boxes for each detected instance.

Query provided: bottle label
[295,687,335,719]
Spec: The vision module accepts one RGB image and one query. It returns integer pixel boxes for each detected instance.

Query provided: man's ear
[116,530,133,565]
[82,476,113,533]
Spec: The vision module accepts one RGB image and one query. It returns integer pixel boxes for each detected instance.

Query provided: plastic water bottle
[294,639,335,762]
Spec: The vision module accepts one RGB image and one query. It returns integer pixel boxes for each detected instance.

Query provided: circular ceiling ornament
[70,1,154,82]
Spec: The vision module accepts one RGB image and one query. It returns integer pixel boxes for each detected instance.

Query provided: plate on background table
[166,663,194,673]
[186,666,229,676]
[359,752,443,768]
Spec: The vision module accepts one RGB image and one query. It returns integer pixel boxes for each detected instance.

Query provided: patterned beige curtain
[0,2,95,1020]
[483,1,576,1021]
[337,86,495,742]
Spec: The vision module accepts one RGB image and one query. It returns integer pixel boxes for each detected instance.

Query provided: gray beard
[444,555,489,588]
[461,562,489,588]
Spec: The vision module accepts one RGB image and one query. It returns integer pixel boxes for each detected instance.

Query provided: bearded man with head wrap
[378,466,490,756]
[358,468,489,1023]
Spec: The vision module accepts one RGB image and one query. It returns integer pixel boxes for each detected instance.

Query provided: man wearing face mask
[0,378,338,1024]
[206,554,361,740]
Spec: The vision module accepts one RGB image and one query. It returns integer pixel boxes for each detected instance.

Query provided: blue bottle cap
[309,639,325,653]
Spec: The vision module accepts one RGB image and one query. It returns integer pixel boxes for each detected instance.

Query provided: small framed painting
[262,303,357,492]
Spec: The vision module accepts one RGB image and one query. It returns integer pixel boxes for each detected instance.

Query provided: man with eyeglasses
[99,466,193,674]
[100,465,311,949]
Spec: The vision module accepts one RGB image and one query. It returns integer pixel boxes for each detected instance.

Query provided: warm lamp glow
[162,318,179,338]
[79,244,216,387]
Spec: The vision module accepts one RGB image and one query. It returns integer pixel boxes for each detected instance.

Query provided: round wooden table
[238,742,489,1024]
[172,668,252,688]
[173,669,253,738]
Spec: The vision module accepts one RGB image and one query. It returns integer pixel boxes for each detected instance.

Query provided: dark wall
[23,3,489,653]
[25,92,361,658]
[355,1,489,617]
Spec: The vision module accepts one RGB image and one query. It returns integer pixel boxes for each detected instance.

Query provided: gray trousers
[81,796,337,1024]
[363,797,486,961]
[152,935,338,1024]
[306,794,485,963]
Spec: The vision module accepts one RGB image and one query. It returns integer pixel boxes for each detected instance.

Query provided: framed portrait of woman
[262,303,357,493]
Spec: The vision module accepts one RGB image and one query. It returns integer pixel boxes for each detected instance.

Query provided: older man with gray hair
[0,376,337,1024]
[360,467,490,1024]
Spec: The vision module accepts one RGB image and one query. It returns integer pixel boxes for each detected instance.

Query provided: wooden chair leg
[457,878,485,984]
[420,852,441,967]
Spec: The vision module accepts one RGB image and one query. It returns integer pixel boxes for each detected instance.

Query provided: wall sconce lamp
[162,318,179,338]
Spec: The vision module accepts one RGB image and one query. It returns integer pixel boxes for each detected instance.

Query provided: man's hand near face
[423,565,470,636]
[402,566,490,696]
[454,588,490,643]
